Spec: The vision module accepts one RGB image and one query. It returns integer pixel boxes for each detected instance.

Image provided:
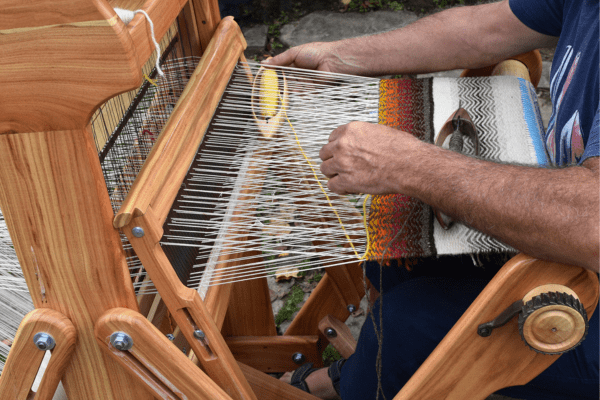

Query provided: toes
[280,371,293,384]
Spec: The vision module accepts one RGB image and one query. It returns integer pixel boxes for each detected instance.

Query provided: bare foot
[280,367,340,399]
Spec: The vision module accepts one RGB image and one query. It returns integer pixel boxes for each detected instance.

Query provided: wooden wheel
[518,284,588,355]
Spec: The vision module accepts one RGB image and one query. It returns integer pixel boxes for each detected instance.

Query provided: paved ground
[243,8,554,400]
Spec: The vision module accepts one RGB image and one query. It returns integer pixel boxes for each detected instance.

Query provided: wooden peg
[318,315,357,359]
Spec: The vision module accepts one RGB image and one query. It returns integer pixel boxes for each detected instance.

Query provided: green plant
[309,273,323,283]
[322,344,343,365]
[348,0,405,12]
[268,24,280,37]
[388,1,404,11]
[275,285,305,327]
[433,0,464,8]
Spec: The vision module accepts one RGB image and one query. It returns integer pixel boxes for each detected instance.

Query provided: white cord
[115,8,164,76]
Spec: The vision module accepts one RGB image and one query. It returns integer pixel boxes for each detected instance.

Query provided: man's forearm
[322,0,557,76]
[320,122,599,272]
[401,143,600,272]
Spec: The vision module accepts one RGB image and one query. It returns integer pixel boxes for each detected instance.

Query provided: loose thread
[144,74,158,87]
[114,8,164,77]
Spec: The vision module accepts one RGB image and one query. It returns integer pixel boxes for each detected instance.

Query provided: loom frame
[0,0,597,399]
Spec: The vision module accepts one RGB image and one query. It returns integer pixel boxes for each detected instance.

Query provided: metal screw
[110,332,133,351]
[166,334,175,341]
[292,352,305,365]
[131,227,145,238]
[33,332,55,351]
[324,327,337,338]
[347,304,356,313]
[193,329,206,340]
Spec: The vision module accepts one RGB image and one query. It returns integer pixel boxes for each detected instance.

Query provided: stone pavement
[242,9,556,400]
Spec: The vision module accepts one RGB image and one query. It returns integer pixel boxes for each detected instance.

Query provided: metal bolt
[131,227,145,238]
[292,352,305,365]
[324,327,337,338]
[110,332,133,351]
[166,334,175,341]
[347,304,356,313]
[33,332,55,351]
[193,329,206,340]
[478,327,491,337]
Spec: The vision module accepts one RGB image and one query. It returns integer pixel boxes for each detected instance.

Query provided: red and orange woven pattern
[365,78,435,260]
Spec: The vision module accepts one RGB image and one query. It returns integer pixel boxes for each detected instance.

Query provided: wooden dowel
[491,59,531,82]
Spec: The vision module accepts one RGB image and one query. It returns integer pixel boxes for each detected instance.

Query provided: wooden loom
[0,1,597,399]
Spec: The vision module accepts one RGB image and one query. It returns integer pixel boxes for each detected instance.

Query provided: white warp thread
[114,8,164,76]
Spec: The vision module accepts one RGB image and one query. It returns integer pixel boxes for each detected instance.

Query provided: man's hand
[319,122,421,195]
[264,42,339,72]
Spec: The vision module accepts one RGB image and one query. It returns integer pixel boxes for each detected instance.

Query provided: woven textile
[366,76,547,260]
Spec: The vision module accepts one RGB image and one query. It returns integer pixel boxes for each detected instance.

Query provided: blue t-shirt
[510,0,599,166]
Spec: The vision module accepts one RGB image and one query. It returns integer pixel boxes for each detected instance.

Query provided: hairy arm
[320,122,600,272]
[266,0,558,75]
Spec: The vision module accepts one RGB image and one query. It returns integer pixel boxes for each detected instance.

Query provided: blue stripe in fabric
[518,78,549,166]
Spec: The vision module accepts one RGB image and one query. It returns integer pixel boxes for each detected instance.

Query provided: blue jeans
[339,257,599,400]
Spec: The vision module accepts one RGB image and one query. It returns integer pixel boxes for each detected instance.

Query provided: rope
[114,8,164,77]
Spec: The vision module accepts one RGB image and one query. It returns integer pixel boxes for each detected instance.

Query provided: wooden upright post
[0,0,153,398]
[0,129,154,399]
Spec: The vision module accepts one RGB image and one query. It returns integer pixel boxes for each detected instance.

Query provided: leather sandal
[290,359,347,395]
[290,362,320,393]
[327,359,346,396]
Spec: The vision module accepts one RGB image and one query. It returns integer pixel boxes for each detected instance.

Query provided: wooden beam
[227,336,322,373]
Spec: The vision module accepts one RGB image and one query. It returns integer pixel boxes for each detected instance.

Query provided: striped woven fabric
[365,76,547,261]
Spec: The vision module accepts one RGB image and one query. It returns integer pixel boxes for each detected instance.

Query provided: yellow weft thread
[256,67,371,260]
[259,69,279,118]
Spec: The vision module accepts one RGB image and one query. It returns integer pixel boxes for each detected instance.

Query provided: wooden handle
[114,16,247,229]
